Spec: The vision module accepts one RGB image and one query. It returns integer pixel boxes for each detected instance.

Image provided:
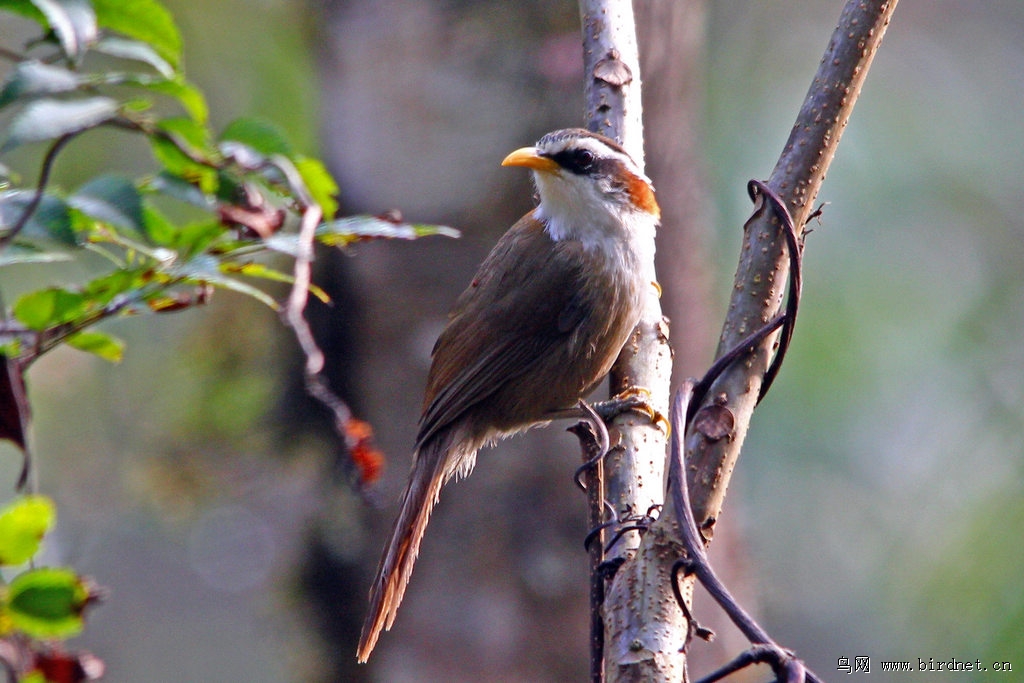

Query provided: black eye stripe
[549,148,600,175]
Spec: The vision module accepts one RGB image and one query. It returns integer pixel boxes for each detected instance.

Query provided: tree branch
[0,134,77,250]
[593,1,899,682]
[579,0,647,164]
[579,1,678,680]
[685,0,899,539]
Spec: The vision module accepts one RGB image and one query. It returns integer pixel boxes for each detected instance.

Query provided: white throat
[532,171,657,267]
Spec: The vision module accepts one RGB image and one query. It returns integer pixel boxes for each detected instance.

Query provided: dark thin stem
[750,180,802,402]
[569,401,611,683]
[687,314,784,424]
[670,387,772,644]
[603,524,647,554]
[686,182,801,424]
[667,386,824,683]
[692,644,796,683]
[0,45,27,62]
[0,134,76,250]
[105,116,220,168]
[5,356,32,493]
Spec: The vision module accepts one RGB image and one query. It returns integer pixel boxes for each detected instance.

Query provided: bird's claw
[592,387,669,434]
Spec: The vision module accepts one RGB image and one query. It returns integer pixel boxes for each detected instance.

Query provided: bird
[357,127,660,662]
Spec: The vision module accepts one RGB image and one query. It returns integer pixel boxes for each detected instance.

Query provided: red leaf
[344,417,385,486]
[0,357,31,489]
[0,357,28,451]
[33,649,105,682]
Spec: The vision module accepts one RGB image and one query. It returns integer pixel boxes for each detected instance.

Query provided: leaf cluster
[0,0,457,369]
[0,494,101,681]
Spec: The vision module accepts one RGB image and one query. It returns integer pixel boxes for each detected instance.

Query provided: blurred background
[2,0,1023,680]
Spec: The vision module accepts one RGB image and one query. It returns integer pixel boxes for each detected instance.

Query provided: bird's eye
[574,149,596,171]
[550,147,599,175]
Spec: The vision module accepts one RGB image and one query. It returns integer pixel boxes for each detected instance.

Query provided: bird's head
[501,128,659,246]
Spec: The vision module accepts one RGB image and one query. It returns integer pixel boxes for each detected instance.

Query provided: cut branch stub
[691,399,734,443]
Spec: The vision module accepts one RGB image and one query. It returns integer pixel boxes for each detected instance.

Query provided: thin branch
[569,401,612,683]
[273,158,375,488]
[692,644,803,683]
[105,116,221,168]
[282,200,325,375]
[687,315,783,424]
[0,134,77,250]
[668,388,773,646]
[667,386,824,683]
[28,296,134,361]
[750,180,803,402]
[687,180,802,420]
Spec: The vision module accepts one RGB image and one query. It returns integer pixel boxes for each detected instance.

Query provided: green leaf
[30,0,97,62]
[68,174,145,235]
[91,34,174,77]
[173,220,224,257]
[147,171,214,210]
[137,77,208,124]
[0,190,76,245]
[0,243,72,266]
[150,117,218,193]
[65,330,124,362]
[0,60,82,109]
[92,0,182,68]
[7,567,90,638]
[155,117,215,156]
[12,287,87,330]
[294,155,339,217]
[220,117,293,158]
[86,71,206,122]
[80,267,157,307]
[222,261,329,303]
[2,96,119,152]
[0,495,56,566]
[139,202,177,247]
[178,255,279,310]
[257,233,300,257]
[207,273,280,310]
[317,215,460,247]
[212,169,247,204]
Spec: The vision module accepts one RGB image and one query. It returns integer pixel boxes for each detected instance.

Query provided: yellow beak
[501,146,560,173]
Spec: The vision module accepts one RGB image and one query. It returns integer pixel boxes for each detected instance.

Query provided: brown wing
[416,212,638,448]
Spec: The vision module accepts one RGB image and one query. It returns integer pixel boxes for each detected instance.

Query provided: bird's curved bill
[501,147,559,172]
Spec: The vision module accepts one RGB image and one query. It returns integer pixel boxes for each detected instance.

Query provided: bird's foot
[591,387,669,433]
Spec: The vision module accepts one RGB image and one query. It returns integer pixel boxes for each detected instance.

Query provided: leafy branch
[0,0,456,678]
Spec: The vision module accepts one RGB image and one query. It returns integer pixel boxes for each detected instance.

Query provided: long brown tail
[357,431,457,662]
